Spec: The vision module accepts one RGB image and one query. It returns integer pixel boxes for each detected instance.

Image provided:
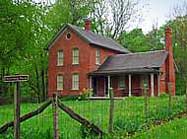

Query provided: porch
[89,73,160,97]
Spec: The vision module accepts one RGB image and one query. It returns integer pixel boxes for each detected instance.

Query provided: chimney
[84,18,91,31]
[165,27,176,96]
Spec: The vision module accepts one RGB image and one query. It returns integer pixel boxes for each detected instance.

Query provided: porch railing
[121,88,143,97]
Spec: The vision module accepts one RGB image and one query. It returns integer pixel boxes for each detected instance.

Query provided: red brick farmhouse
[48,20,176,97]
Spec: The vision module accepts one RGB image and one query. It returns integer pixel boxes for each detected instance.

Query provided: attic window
[66,32,71,40]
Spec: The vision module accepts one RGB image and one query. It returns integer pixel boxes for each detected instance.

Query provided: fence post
[52,93,59,139]
[168,82,172,118]
[185,82,187,112]
[108,88,114,133]
[14,82,20,139]
[144,84,148,122]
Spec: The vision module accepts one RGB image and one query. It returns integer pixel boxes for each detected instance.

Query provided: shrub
[80,124,98,139]
[114,117,143,134]
[78,88,93,100]
[60,95,80,101]
[159,93,169,98]
[149,106,170,121]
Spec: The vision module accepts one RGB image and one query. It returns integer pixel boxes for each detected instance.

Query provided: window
[57,50,64,66]
[96,49,100,64]
[72,48,79,64]
[118,77,125,89]
[143,75,149,88]
[72,73,79,90]
[57,75,63,90]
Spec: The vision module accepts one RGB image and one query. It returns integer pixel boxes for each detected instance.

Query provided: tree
[120,26,164,53]
[91,0,146,40]
[0,0,43,96]
[120,28,149,52]
[146,23,165,51]
[0,0,53,101]
[168,0,187,94]
[46,0,98,33]
[0,0,99,102]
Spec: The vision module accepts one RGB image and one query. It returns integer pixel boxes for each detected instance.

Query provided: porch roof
[90,50,167,75]
[89,68,159,75]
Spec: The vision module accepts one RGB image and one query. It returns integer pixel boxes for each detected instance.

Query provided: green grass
[130,117,187,139]
[0,96,185,139]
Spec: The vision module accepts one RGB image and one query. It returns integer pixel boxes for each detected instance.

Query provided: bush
[60,95,80,101]
[80,124,98,139]
[78,88,93,100]
[159,93,169,98]
[114,117,143,134]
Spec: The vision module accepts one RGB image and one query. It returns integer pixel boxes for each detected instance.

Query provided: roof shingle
[48,24,129,53]
[91,50,168,75]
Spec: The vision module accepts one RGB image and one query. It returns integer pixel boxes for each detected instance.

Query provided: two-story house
[48,19,175,97]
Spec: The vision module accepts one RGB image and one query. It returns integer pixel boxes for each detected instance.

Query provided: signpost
[3,75,29,139]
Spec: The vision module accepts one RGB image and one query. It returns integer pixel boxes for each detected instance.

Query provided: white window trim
[57,50,64,66]
[57,75,63,91]
[72,48,79,65]
[118,76,125,89]
[72,74,79,90]
[96,48,101,65]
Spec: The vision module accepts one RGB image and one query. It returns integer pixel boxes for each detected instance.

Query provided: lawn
[131,117,187,139]
[0,95,185,139]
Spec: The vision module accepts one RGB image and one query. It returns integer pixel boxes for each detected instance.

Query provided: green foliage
[114,117,143,134]
[80,124,98,139]
[166,17,187,93]
[0,128,53,139]
[79,88,93,100]
[131,117,187,139]
[120,28,164,52]
[0,0,98,101]
[59,88,93,101]
[60,95,80,101]
[159,93,169,98]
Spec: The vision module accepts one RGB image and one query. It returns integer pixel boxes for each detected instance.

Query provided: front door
[96,77,105,97]
[92,77,97,97]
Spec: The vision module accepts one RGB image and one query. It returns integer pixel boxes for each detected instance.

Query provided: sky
[139,0,182,33]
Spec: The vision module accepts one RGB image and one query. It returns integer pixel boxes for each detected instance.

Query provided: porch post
[157,74,160,96]
[128,74,132,97]
[151,73,154,97]
[89,76,92,89]
[108,76,111,97]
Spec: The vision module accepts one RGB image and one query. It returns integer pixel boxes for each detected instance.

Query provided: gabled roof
[48,24,129,53]
[90,50,168,75]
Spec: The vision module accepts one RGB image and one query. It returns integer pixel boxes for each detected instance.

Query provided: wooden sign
[3,74,29,139]
[3,75,29,83]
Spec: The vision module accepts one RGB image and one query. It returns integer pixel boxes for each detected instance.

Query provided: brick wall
[48,27,120,97]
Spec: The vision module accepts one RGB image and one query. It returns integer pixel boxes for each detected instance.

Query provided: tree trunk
[41,68,46,101]
[1,67,6,96]
[35,64,41,102]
